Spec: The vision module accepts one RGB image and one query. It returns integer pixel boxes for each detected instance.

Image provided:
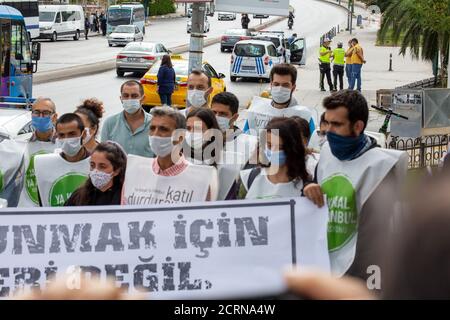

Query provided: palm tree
[379,0,449,87]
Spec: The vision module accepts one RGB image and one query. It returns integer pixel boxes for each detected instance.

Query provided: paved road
[34,0,349,120]
[36,10,273,73]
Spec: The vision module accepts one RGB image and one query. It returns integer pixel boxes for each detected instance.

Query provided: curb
[34,16,286,85]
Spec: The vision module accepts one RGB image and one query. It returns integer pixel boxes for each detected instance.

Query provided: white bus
[107,4,145,35]
[0,0,39,39]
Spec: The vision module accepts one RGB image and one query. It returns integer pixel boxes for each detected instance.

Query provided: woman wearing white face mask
[65,141,127,206]
[75,98,104,154]
[239,117,312,200]
[185,107,223,166]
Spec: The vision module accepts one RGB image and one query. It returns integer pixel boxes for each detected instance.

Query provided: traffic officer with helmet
[318,38,334,92]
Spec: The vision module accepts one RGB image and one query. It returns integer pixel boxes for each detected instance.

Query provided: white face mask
[216,116,231,131]
[187,89,207,107]
[122,99,141,114]
[149,135,174,157]
[185,131,204,150]
[271,86,293,104]
[89,169,113,190]
[56,137,82,157]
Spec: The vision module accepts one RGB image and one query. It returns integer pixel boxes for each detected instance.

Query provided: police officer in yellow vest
[332,42,346,91]
[318,38,334,92]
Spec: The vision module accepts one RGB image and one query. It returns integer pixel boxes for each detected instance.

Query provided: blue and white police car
[230,40,284,82]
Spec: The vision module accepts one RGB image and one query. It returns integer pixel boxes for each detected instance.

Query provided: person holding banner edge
[122,107,216,205]
[65,141,127,206]
[34,113,91,207]
[239,117,312,200]
[303,90,407,281]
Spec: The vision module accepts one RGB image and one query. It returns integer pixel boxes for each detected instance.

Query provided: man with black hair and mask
[181,69,213,117]
[34,113,90,207]
[303,90,407,283]
[243,63,315,136]
[101,80,153,158]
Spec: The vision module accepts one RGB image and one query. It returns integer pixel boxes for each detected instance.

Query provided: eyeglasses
[32,110,54,117]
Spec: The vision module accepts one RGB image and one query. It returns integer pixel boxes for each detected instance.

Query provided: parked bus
[0,0,39,39]
[0,5,40,102]
[106,4,145,35]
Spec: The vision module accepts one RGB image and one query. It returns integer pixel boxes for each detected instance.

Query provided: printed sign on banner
[215,0,290,16]
[0,198,329,299]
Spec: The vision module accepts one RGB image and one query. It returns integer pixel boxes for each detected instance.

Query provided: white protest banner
[0,197,329,299]
[215,0,290,16]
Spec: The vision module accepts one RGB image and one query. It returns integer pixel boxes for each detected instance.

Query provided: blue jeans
[346,64,352,88]
[159,93,172,106]
[349,64,362,91]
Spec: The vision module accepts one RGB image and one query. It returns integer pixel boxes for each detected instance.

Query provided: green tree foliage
[148,0,176,16]
[379,0,449,87]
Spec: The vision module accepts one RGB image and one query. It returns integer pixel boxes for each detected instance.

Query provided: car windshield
[150,61,189,76]
[108,8,131,26]
[39,11,55,22]
[234,44,265,57]
[254,36,280,48]
[225,29,246,36]
[125,43,154,52]
[113,25,134,33]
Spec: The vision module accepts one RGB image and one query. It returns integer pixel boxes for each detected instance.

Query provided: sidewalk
[292,17,433,132]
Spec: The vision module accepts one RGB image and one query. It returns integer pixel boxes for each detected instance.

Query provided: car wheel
[221,46,225,52]
[230,76,237,82]
[116,69,125,77]
[108,43,113,47]
[51,32,57,42]
[73,30,80,41]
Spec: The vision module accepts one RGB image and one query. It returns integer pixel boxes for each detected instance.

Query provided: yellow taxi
[140,55,227,109]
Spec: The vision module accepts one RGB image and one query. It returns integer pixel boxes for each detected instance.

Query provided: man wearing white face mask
[211,92,258,172]
[34,113,90,207]
[243,64,316,136]
[101,80,154,158]
[182,70,213,116]
[122,107,216,205]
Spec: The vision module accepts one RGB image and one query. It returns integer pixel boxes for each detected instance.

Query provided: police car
[0,107,32,142]
[230,40,283,82]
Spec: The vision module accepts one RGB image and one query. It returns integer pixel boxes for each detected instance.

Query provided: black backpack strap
[247,167,262,190]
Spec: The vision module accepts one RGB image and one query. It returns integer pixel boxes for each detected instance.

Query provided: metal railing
[396,76,443,90]
[387,135,449,169]
[320,25,339,46]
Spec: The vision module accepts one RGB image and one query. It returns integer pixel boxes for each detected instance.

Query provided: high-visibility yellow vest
[333,48,345,65]
[319,46,331,63]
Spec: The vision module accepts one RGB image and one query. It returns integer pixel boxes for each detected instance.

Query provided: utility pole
[349,0,354,35]
[188,2,206,73]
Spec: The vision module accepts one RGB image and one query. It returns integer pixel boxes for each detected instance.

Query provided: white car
[218,12,236,20]
[116,42,171,77]
[187,17,210,33]
[0,108,33,141]
[108,25,144,47]
[230,40,284,82]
